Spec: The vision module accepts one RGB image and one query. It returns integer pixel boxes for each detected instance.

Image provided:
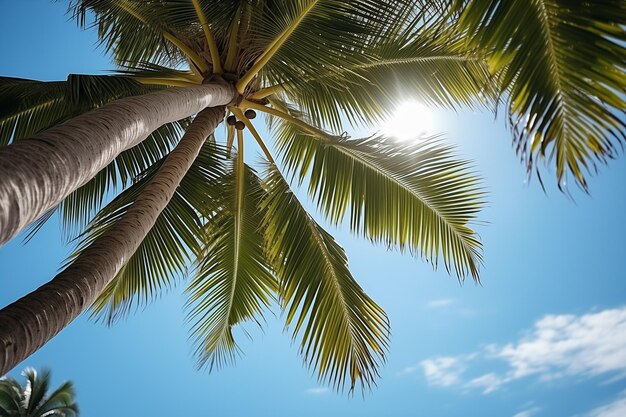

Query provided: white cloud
[465,373,507,394]
[584,390,626,417]
[416,307,626,394]
[421,356,468,387]
[426,298,455,308]
[305,387,329,395]
[398,365,420,376]
[512,406,541,417]
[496,308,626,381]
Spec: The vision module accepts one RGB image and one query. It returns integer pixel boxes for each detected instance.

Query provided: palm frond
[186,158,277,369]
[250,0,415,92]
[277,13,493,131]
[275,115,484,280]
[0,377,22,413]
[32,381,78,417]
[0,78,66,147]
[455,0,626,189]
[24,368,50,415]
[72,142,226,324]
[116,62,202,84]
[0,74,158,146]
[263,164,389,391]
[68,0,192,68]
[0,369,77,417]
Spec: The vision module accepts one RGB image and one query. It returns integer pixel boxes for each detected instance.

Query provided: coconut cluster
[227,110,257,130]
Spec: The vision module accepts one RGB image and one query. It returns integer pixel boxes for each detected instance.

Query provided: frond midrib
[352,54,483,71]
[531,0,572,139]
[300,194,359,364]
[1,97,63,122]
[332,142,478,255]
[224,156,246,333]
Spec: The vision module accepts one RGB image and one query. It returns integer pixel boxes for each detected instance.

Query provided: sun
[381,100,435,141]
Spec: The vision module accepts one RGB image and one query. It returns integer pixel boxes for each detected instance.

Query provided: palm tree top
[0,368,79,417]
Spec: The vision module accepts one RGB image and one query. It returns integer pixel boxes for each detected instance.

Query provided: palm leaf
[186,158,277,369]
[455,0,626,189]
[278,14,494,132]
[263,164,389,391]
[24,368,49,416]
[116,62,202,84]
[0,378,22,413]
[32,381,78,417]
[275,114,484,280]
[0,369,77,417]
[68,0,189,68]
[249,1,414,88]
[0,74,156,146]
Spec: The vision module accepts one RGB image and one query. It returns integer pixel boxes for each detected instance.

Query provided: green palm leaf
[279,18,493,131]
[275,114,484,279]
[249,0,413,83]
[0,369,78,417]
[0,74,154,146]
[69,0,188,68]
[186,158,277,369]
[455,0,626,189]
[263,164,389,391]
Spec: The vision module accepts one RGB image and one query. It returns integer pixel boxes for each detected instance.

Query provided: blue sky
[1,2,626,417]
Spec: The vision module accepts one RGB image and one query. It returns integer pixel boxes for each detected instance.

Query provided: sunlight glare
[382,101,435,141]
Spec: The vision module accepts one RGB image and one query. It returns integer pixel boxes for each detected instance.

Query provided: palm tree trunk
[0,83,236,246]
[0,106,225,375]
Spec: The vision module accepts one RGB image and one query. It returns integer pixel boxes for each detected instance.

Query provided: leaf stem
[248,84,285,100]
[232,107,275,164]
[224,6,241,72]
[191,0,222,74]
[236,0,320,93]
[117,0,209,73]
[241,100,330,140]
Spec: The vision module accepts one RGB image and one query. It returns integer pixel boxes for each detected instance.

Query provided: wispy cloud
[420,356,469,387]
[426,298,455,308]
[584,390,626,417]
[416,307,626,394]
[512,406,541,417]
[305,387,329,395]
[466,372,506,394]
[397,365,421,376]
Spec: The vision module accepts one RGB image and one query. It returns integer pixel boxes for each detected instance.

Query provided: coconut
[226,115,237,125]
[244,109,257,119]
[235,121,246,130]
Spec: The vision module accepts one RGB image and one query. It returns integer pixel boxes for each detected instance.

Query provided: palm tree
[0,0,623,390]
[0,368,78,417]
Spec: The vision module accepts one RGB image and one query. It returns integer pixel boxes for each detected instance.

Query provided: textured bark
[0,83,236,246]
[0,106,225,375]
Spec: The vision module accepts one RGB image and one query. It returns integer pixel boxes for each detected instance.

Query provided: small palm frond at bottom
[0,368,78,417]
